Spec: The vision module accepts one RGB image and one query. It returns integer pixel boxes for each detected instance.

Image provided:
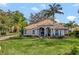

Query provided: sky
[0,3,79,24]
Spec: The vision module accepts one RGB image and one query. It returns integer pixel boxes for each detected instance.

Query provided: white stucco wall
[23,29,39,36]
[24,26,68,37]
[51,29,66,37]
[59,30,65,36]
[51,29,55,36]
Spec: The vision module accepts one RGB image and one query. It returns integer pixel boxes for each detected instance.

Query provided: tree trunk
[52,12,55,21]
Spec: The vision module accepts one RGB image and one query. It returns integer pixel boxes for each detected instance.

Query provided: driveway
[0,34,18,40]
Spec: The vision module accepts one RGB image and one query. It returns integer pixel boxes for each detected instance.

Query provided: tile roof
[25,19,68,30]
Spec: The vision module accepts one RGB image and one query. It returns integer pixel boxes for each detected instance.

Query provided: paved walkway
[0,34,18,40]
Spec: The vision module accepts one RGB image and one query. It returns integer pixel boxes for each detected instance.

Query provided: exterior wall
[51,29,66,37]
[23,29,39,36]
[44,26,53,37]
[61,30,65,36]
[59,30,64,36]
[64,29,69,34]
[24,26,68,37]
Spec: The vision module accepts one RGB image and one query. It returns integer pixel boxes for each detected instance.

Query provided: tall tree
[43,3,64,21]
[12,10,27,32]
[29,3,64,24]
[0,9,27,36]
[0,9,7,34]
[29,11,48,24]
[64,21,76,32]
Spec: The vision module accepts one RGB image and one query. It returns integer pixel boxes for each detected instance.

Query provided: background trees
[0,9,27,36]
[64,21,76,31]
[29,3,64,24]
[29,11,47,24]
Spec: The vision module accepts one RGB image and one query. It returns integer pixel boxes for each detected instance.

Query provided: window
[32,30,35,34]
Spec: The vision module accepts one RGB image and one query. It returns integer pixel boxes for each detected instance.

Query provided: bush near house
[68,30,79,37]
[74,30,79,37]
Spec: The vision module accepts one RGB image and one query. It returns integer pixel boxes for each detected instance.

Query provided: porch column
[62,30,65,36]
[58,30,61,36]
[44,27,46,36]
[53,29,55,36]
[50,29,52,37]
[37,29,39,36]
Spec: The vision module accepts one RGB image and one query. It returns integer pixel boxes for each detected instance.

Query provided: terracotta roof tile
[25,19,67,30]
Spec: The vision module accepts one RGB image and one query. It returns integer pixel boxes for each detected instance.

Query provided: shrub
[57,36,64,39]
[74,30,79,37]
[70,46,77,55]
[68,31,75,36]
[64,46,77,55]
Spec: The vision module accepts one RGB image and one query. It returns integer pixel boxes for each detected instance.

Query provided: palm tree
[12,11,27,33]
[64,21,75,32]
[43,3,64,21]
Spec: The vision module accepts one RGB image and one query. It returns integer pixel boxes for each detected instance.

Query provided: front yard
[0,37,79,55]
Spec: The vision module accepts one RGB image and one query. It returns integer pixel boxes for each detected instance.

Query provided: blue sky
[0,3,79,24]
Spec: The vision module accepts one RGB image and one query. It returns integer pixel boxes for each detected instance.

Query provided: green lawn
[0,37,79,55]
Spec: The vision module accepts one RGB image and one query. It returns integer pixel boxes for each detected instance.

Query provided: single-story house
[24,19,68,37]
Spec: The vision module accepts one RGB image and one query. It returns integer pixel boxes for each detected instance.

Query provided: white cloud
[67,16,77,21]
[55,19,60,22]
[72,4,79,7]
[31,7,39,12]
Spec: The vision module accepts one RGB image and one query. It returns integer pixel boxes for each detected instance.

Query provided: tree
[64,21,76,32]
[0,9,7,35]
[43,3,64,21]
[0,9,27,36]
[29,3,64,24]
[12,11,27,32]
[29,13,35,24]
[64,21,79,36]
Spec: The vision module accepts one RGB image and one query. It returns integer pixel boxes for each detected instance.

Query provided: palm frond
[56,4,61,7]
[56,10,64,14]
[78,10,79,14]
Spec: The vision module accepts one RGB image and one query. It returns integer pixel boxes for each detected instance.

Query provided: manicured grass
[0,37,79,55]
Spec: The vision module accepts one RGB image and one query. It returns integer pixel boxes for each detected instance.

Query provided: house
[23,19,68,37]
